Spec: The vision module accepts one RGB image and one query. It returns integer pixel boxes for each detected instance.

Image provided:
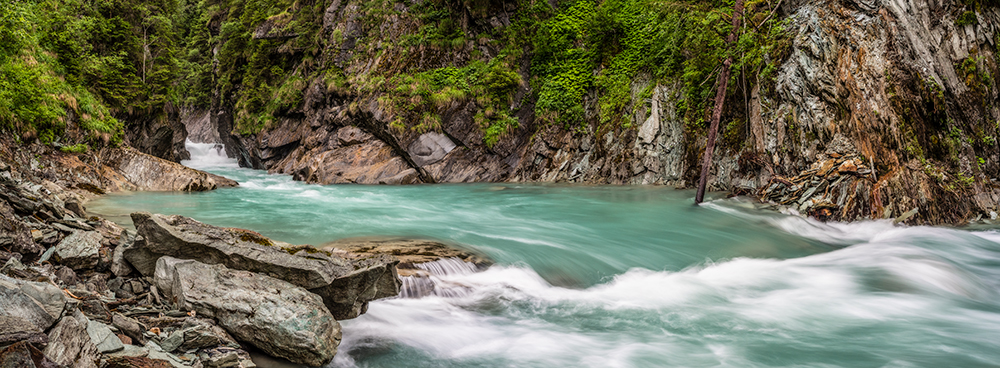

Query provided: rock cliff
[194,0,998,224]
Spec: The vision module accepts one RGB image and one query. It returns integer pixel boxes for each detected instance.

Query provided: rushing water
[87,141,1000,368]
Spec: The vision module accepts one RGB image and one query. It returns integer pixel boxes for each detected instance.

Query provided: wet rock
[153,257,341,366]
[53,231,104,270]
[44,312,100,368]
[0,341,59,368]
[132,212,399,319]
[322,237,491,277]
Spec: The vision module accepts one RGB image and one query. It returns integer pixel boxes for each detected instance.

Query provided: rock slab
[131,212,400,319]
[153,257,341,366]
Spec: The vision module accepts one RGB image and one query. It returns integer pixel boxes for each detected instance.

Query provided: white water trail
[181,139,239,170]
[333,216,1000,368]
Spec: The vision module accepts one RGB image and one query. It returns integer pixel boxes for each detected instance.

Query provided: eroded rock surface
[153,257,340,366]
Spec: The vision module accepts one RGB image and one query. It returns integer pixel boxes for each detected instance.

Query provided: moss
[955,11,977,26]
[237,231,275,247]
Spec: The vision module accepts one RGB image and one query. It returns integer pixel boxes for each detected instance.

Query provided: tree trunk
[695,0,745,204]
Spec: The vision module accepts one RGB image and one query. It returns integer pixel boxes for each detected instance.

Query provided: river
[86,141,1000,367]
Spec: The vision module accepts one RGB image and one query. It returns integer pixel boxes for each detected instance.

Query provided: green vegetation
[955,10,977,26]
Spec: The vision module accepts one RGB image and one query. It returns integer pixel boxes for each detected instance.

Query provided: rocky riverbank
[0,140,496,367]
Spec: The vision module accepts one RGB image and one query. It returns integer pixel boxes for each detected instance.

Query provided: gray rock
[159,330,184,353]
[53,231,104,270]
[111,239,136,277]
[154,257,340,366]
[121,235,162,277]
[143,341,191,368]
[133,212,399,319]
[177,319,239,351]
[87,319,125,353]
[38,246,57,264]
[0,275,64,331]
[0,341,59,368]
[44,312,99,368]
[408,132,457,166]
[65,201,87,218]
[198,347,256,368]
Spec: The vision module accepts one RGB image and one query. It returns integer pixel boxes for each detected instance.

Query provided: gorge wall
[197,0,999,224]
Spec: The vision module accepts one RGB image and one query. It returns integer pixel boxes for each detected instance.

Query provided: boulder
[132,212,399,319]
[153,257,341,366]
[43,312,100,368]
[53,231,104,270]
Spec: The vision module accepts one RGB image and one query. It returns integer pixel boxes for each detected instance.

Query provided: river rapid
[86,141,1000,368]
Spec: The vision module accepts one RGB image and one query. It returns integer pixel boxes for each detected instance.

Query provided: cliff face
[204,0,998,224]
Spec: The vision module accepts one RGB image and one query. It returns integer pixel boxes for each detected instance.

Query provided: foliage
[955,10,978,26]
[384,58,522,147]
[60,143,90,153]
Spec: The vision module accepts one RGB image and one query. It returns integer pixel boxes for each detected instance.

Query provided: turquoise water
[87,142,1000,367]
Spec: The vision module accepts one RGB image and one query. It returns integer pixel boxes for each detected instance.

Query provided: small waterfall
[181,139,238,170]
[399,258,483,299]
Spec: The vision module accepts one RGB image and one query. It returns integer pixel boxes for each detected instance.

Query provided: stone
[43,313,99,368]
[86,320,125,353]
[837,159,859,174]
[154,257,341,366]
[121,236,161,277]
[65,201,87,218]
[111,241,136,277]
[175,319,238,351]
[0,341,59,368]
[408,132,457,166]
[158,331,184,353]
[198,347,256,368]
[102,356,174,368]
[133,212,399,319]
[0,315,48,346]
[53,231,103,270]
[0,275,64,332]
[112,314,147,346]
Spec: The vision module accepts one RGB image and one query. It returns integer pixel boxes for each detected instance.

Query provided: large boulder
[130,212,400,319]
[154,257,340,366]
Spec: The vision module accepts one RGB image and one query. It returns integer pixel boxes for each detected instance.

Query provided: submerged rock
[153,257,341,366]
[131,212,399,319]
